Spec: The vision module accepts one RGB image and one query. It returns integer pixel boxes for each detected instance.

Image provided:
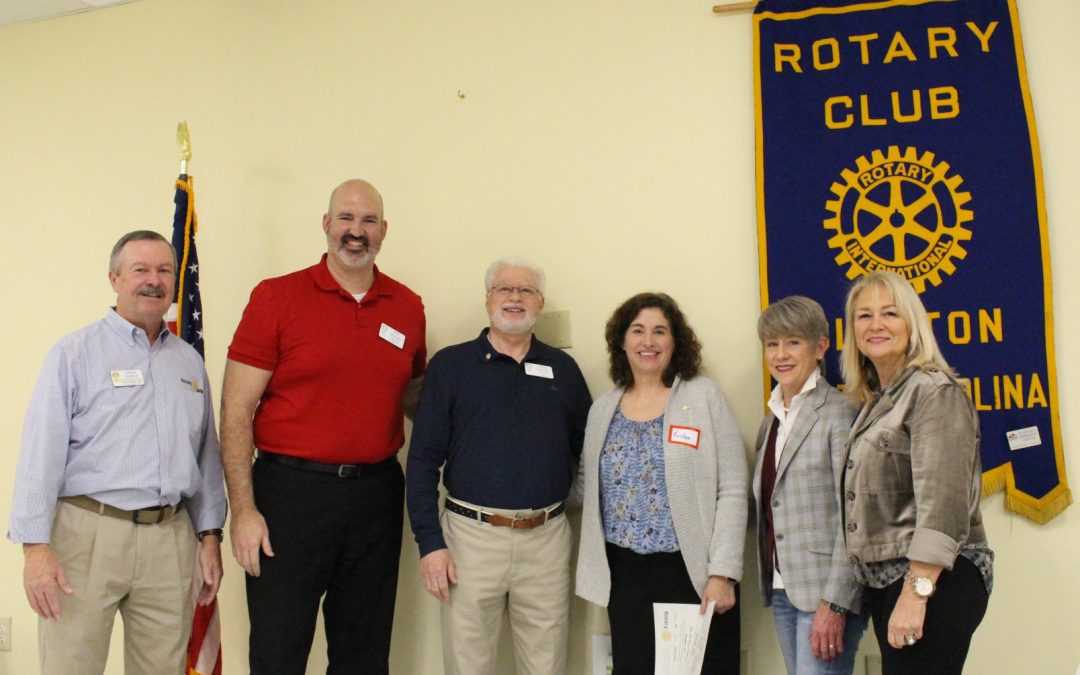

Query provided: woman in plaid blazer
[752,296,867,675]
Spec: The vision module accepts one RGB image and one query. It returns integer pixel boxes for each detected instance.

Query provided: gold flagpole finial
[177,121,192,176]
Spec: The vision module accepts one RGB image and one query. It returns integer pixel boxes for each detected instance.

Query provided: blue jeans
[770,589,868,675]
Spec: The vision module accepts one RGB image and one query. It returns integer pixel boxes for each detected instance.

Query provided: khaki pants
[39,500,196,675]
[440,498,572,675]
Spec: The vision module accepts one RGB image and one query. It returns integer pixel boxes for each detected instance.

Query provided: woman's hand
[810,602,846,661]
[888,561,941,649]
[700,575,736,615]
[887,589,927,648]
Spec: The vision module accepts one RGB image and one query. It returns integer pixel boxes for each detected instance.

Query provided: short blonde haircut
[757,295,830,375]
[841,271,951,404]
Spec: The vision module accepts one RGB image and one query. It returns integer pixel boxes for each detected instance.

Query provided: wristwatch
[197,528,224,542]
[827,602,849,616]
[906,573,936,599]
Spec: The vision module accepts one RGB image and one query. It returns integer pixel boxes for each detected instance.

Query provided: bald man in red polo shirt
[220,179,426,675]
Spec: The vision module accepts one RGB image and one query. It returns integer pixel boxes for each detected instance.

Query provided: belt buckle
[338,464,358,478]
[132,508,162,525]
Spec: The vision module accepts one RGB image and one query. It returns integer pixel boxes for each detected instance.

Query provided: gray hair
[109,230,177,275]
[484,256,547,294]
[758,295,829,343]
[758,295,830,375]
[840,271,951,404]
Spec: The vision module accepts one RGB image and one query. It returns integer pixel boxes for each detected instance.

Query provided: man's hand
[230,508,273,577]
[420,548,458,602]
[23,544,73,619]
[196,536,224,605]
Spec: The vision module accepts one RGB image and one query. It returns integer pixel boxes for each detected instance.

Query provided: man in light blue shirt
[8,230,227,674]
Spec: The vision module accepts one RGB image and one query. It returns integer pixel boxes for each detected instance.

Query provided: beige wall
[0,1,1077,673]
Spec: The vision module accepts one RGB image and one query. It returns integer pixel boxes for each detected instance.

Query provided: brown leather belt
[444,497,564,530]
[60,495,183,525]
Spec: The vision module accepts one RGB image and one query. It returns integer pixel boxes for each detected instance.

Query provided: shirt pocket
[168,381,208,451]
[861,428,913,494]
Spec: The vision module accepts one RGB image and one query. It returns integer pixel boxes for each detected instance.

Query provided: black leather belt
[61,495,183,525]
[257,450,398,478]
[444,498,564,529]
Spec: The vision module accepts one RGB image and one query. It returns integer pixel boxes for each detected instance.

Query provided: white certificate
[653,601,714,675]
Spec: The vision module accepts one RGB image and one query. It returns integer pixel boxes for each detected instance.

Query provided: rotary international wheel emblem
[824,146,974,293]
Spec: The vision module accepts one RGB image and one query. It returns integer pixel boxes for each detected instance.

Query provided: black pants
[865,556,989,675]
[247,457,405,675]
[606,543,740,675]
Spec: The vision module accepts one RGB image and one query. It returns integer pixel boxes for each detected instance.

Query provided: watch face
[913,577,934,597]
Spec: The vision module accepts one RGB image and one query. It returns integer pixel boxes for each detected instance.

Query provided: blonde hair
[840,271,951,404]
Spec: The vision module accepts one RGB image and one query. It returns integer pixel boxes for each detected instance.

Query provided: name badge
[379,323,406,349]
[111,369,144,387]
[524,362,554,379]
[668,425,700,449]
[1006,426,1042,451]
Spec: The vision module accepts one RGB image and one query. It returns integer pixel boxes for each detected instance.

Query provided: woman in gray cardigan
[575,292,747,674]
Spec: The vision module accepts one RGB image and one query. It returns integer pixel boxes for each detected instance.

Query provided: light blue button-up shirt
[8,309,227,543]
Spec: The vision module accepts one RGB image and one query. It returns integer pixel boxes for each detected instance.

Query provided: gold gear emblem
[824,146,974,293]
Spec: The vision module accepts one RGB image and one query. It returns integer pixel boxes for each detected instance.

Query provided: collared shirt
[227,256,426,464]
[406,328,592,556]
[9,309,227,543]
[766,369,820,471]
[765,370,820,590]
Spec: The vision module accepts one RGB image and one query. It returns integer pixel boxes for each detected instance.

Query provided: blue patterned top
[599,408,679,553]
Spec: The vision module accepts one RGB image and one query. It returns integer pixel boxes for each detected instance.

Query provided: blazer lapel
[775,383,825,480]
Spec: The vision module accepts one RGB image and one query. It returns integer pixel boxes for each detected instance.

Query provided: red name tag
[668,425,701,449]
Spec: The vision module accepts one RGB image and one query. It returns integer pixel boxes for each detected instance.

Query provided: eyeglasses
[488,285,542,300]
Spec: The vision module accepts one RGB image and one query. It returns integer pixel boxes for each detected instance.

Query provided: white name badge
[524,362,554,379]
[379,323,406,349]
[668,425,700,449]
[111,369,144,387]
[1006,426,1042,451]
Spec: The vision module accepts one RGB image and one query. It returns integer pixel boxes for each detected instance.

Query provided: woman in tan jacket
[840,271,993,675]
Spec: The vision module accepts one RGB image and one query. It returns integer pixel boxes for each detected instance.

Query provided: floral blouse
[599,408,679,553]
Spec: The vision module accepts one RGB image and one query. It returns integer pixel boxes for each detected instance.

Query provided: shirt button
[776,533,784,541]
[846,491,855,501]
[846,459,854,469]
[772,500,780,508]
[847,522,857,533]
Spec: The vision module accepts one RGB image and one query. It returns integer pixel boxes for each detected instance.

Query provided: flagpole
[177,121,192,177]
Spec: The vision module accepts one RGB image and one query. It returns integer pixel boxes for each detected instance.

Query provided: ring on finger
[904,634,917,646]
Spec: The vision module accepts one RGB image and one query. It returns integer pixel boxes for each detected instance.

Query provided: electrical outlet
[0,616,10,651]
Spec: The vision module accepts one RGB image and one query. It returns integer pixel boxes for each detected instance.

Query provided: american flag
[168,174,222,675]
[168,175,204,355]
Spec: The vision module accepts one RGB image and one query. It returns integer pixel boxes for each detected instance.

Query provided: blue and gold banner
[754,0,1070,522]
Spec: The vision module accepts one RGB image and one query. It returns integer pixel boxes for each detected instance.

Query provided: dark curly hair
[605,292,703,388]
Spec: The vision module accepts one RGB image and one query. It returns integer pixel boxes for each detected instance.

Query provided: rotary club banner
[754,0,1070,522]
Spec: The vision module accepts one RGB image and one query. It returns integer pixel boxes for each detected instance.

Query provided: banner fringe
[981,472,1006,497]
[1003,488,1072,524]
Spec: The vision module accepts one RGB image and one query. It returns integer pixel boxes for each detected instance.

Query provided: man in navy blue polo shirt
[406,257,592,675]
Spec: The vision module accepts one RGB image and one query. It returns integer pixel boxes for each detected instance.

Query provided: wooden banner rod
[713,1,756,13]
